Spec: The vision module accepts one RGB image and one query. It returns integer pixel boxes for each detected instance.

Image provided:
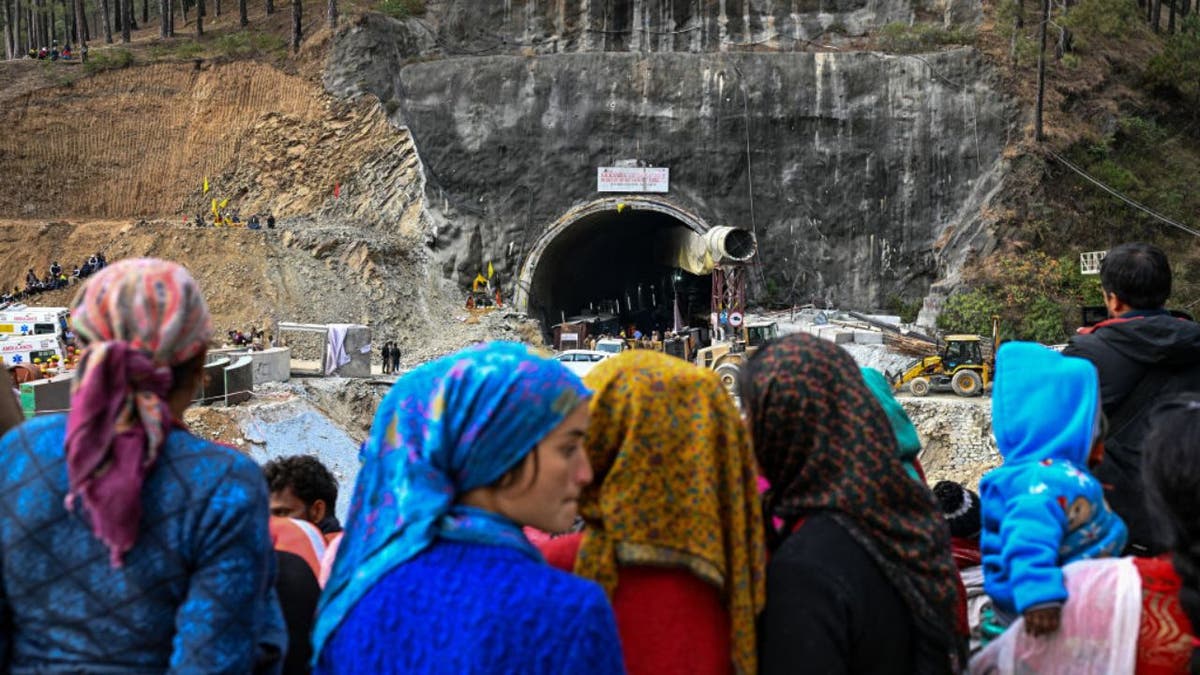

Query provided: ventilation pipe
[658,226,757,275]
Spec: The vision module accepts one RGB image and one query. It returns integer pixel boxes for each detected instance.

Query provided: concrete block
[331,325,372,378]
[210,347,290,385]
[19,373,72,418]
[853,330,884,345]
[248,347,291,385]
[224,356,253,405]
[864,314,902,327]
[199,357,230,406]
[817,326,853,344]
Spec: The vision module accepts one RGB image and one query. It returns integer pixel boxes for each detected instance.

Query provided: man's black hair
[263,455,338,509]
[1099,242,1171,310]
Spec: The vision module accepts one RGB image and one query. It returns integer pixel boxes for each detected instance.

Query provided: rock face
[326,1,1015,321]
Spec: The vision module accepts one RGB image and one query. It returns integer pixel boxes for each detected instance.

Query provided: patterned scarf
[65,258,212,567]
[743,334,965,673]
[312,342,590,659]
[577,351,765,675]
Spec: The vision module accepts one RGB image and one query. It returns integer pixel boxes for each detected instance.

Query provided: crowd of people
[189,211,276,229]
[0,252,107,305]
[0,242,1197,674]
[26,39,87,62]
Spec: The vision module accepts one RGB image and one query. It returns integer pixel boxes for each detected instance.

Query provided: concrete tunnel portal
[515,198,753,339]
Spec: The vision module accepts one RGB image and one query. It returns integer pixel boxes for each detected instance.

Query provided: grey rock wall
[324,0,1014,314]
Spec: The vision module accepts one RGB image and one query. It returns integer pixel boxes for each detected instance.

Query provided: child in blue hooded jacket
[980,342,1127,637]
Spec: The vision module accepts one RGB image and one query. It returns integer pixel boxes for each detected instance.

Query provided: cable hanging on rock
[1046,150,1200,239]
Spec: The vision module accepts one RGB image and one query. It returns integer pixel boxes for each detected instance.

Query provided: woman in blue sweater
[313,342,625,674]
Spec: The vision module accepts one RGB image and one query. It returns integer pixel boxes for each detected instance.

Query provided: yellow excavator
[889,317,1000,398]
[696,321,779,396]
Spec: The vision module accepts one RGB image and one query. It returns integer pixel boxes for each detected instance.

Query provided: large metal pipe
[659,226,757,275]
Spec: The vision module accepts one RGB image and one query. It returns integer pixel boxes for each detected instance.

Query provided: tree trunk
[238,0,245,25]
[264,0,271,15]
[74,0,83,43]
[326,0,334,29]
[99,0,111,41]
[1169,0,1177,31]
[119,0,129,41]
[141,0,146,26]
[166,0,172,34]
[158,0,165,35]
[213,0,218,17]
[178,0,185,25]
[4,0,14,58]
[194,0,201,35]
[290,0,298,51]
[1035,0,1050,141]
[1153,0,1162,30]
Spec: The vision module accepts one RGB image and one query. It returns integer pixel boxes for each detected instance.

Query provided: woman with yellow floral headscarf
[537,350,765,675]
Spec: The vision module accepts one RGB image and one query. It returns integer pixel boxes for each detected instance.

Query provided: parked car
[554,350,614,376]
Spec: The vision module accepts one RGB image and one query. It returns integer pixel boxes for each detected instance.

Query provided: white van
[0,306,70,340]
[0,335,67,368]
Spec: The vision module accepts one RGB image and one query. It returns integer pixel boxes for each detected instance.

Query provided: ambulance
[0,335,67,370]
[0,306,70,340]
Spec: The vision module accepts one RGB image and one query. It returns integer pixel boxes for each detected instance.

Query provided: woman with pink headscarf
[0,259,286,672]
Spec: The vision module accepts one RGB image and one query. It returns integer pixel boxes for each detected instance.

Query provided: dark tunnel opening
[527,209,711,337]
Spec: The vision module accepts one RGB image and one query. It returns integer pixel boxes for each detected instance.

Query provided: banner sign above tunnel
[597,167,670,193]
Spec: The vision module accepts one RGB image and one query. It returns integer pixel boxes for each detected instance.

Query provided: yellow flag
[203,177,209,193]
[219,198,229,209]
[487,261,494,279]
[211,198,218,215]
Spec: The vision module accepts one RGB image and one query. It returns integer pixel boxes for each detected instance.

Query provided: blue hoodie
[980,342,1128,615]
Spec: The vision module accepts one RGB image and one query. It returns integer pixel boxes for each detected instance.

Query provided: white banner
[597,167,670,193]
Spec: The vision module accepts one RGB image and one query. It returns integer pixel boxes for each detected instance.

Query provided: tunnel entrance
[516,198,714,339]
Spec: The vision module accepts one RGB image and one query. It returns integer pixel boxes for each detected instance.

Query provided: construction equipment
[696,320,778,395]
[888,317,1000,397]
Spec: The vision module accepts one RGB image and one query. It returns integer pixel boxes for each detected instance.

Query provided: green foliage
[1012,35,1040,67]
[1061,0,1143,48]
[877,21,976,53]
[1060,113,1200,253]
[375,0,425,20]
[940,251,1106,342]
[938,289,1003,337]
[148,41,205,60]
[885,294,923,324]
[214,32,288,58]
[83,48,134,74]
[1147,15,1200,107]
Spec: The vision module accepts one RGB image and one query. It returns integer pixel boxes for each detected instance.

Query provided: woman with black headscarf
[742,334,966,674]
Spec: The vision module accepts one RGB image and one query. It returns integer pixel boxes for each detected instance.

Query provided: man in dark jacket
[1063,242,1200,554]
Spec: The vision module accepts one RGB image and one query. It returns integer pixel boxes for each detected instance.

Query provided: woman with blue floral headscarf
[313,342,625,674]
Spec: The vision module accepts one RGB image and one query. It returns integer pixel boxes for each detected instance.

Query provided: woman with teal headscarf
[313,342,625,673]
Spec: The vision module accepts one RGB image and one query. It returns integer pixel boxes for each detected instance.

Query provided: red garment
[950,536,982,570]
[1133,556,1195,675]
[539,532,732,675]
[269,516,326,580]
